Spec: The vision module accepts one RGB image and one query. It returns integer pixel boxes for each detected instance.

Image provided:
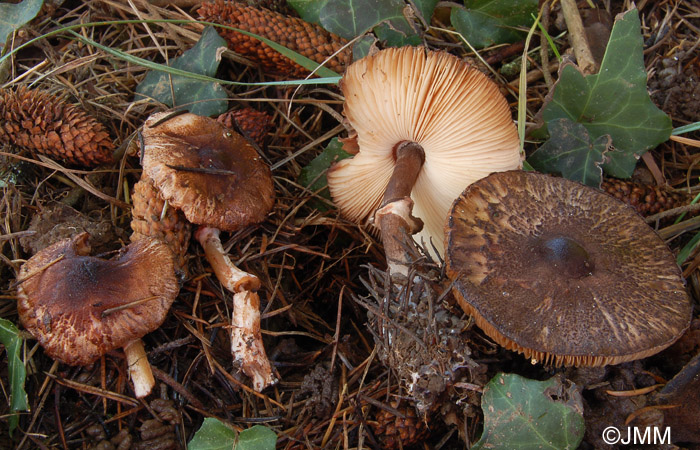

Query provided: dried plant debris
[299,363,338,419]
[20,202,116,255]
[197,1,351,77]
[356,252,482,415]
[0,86,114,166]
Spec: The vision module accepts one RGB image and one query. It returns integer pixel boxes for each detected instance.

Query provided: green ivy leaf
[290,0,421,50]
[541,9,672,179]
[0,0,43,51]
[287,0,326,25]
[412,0,439,25]
[135,26,228,117]
[188,418,237,450]
[473,373,584,450]
[0,318,28,436]
[374,17,421,47]
[188,419,277,450]
[528,118,611,187]
[451,0,538,49]
[298,138,352,211]
[320,0,418,44]
[236,425,277,450]
[352,35,376,60]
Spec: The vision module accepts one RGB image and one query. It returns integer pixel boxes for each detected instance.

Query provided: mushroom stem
[383,142,426,206]
[194,226,261,292]
[231,290,277,391]
[375,142,425,277]
[123,339,155,398]
[194,226,276,391]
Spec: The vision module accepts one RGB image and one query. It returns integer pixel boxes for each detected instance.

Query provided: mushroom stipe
[445,170,693,367]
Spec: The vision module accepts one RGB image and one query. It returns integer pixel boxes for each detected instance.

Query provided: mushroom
[16,232,179,397]
[327,46,522,275]
[139,111,277,391]
[444,170,693,367]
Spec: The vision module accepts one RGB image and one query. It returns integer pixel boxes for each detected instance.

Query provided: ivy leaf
[528,118,611,187]
[290,0,420,50]
[374,15,421,47]
[0,318,28,436]
[451,0,538,49]
[236,426,277,450]
[135,26,228,117]
[320,0,418,45]
[188,418,237,450]
[411,0,439,25]
[0,0,43,51]
[473,373,584,450]
[541,9,672,179]
[187,419,276,450]
[298,138,352,211]
[287,0,326,25]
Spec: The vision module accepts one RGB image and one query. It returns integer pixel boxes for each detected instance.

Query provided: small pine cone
[131,177,191,271]
[198,1,351,77]
[217,107,272,146]
[371,401,431,449]
[601,178,690,217]
[0,86,114,166]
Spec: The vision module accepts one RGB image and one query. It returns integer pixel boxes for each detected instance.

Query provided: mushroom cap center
[536,236,594,279]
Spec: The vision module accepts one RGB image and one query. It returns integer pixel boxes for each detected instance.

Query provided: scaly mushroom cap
[445,171,692,367]
[141,112,275,232]
[327,46,522,255]
[17,233,179,366]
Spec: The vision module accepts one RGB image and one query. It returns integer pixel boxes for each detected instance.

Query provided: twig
[151,366,206,410]
[560,0,598,74]
[645,202,700,223]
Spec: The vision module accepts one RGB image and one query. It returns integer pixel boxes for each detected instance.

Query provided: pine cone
[601,178,690,217]
[198,1,351,77]
[131,177,191,271]
[217,107,272,146]
[371,401,431,449]
[0,86,114,166]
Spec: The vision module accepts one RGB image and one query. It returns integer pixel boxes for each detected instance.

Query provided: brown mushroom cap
[327,46,522,256]
[445,170,692,367]
[17,233,179,366]
[140,112,275,232]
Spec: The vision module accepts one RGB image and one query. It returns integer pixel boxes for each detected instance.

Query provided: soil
[1,1,699,449]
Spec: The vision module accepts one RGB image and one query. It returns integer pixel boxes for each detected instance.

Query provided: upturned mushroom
[16,233,179,397]
[139,111,276,391]
[444,170,693,367]
[327,46,522,275]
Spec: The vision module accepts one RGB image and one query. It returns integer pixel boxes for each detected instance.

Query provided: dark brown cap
[17,233,179,366]
[140,112,275,232]
[445,170,692,367]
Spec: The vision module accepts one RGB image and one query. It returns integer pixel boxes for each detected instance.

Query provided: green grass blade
[533,13,561,60]
[0,318,28,436]
[677,231,700,265]
[517,9,543,156]
[672,121,700,136]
